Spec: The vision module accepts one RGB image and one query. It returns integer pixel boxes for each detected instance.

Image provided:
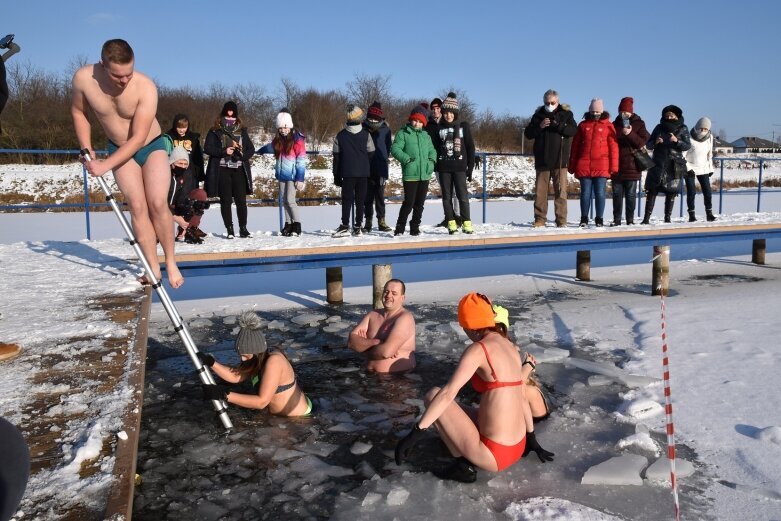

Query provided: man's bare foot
[167,263,185,289]
[137,272,162,286]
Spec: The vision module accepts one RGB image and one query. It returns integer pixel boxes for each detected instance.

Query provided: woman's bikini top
[470,340,524,394]
[251,373,296,394]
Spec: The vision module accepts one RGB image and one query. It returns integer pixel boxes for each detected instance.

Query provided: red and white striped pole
[659,282,681,520]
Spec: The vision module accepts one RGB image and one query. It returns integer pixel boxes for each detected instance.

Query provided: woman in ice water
[395,293,554,482]
[198,311,312,417]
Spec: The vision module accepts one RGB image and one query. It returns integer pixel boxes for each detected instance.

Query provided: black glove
[196,351,215,367]
[523,431,554,462]
[334,175,342,187]
[395,423,427,465]
[201,384,228,401]
[466,167,473,182]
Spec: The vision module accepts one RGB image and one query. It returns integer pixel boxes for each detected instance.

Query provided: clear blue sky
[4,0,780,142]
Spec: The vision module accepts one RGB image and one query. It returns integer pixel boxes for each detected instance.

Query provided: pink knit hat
[589,98,604,113]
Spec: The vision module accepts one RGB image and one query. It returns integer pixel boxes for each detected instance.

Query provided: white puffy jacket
[685,133,713,176]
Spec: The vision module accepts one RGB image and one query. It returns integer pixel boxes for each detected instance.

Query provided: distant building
[713,137,733,154]
[730,137,776,153]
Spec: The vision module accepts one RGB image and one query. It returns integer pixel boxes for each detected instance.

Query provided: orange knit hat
[458,293,496,329]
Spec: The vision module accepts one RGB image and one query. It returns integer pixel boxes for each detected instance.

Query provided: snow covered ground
[1,162,781,520]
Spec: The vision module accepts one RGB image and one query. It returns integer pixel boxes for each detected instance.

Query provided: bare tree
[346,73,392,111]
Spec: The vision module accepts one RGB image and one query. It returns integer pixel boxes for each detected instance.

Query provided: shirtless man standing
[71,39,183,288]
[348,279,416,373]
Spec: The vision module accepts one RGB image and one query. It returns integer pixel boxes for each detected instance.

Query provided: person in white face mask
[524,89,578,228]
[684,117,716,221]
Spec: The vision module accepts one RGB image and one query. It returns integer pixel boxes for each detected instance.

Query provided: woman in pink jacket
[569,98,619,227]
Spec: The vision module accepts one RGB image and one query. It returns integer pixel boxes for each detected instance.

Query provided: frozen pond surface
[133,289,715,521]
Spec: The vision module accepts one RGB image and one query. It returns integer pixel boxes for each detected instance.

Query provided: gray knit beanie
[234,311,267,356]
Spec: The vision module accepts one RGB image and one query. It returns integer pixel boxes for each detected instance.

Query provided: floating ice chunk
[328,422,365,433]
[359,413,389,424]
[291,313,327,326]
[505,497,625,520]
[187,318,213,329]
[620,398,663,420]
[117,430,128,441]
[487,475,513,489]
[526,344,570,363]
[326,315,342,323]
[449,321,468,337]
[336,366,360,373]
[588,375,613,386]
[403,398,425,410]
[289,455,353,483]
[581,454,648,486]
[564,357,659,388]
[323,322,351,333]
[355,460,377,480]
[266,320,287,330]
[362,492,383,507]
[755,426,781,445]
[342,392,368,405]
[272,448,307,461]
[223,315,237,325]
[616,432,659,455]
[386,486,410,506]
[350,441,373,455]
[645,457,695,481]
[294,441,338,457]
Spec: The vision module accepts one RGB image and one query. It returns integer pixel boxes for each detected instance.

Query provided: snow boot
[688,210,697,222]
[225,224,235,239]
[281,222,293,237]
[594,217,604,227]
[363,218,372,233]
[292,222,301,236]
[377,218,392,232]
[433,457,477,483]
[352,226,363,236]
[192,226,207,238]
[663,198,675,223]
[184,227,203,244]
[706,208,716,222]
[239,226,252,238]
[332,224,350,238]
[641,196,655,224]
[410,224,420,236]
[436,217,448,228]
[579,216,588,228]
[447,220,458,235]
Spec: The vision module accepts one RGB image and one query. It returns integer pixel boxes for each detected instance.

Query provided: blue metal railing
[2,148,779,239]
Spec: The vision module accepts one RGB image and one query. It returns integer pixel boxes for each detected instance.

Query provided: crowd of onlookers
[169,88,717,243]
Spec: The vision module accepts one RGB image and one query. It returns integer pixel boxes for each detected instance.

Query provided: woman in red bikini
[395,293,554,482]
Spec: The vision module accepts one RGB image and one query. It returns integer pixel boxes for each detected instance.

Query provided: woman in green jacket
[391,105,437,236]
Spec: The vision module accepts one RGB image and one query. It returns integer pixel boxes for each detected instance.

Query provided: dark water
[133,294,712,521]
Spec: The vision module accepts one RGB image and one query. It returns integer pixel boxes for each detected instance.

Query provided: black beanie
[221,101,239,117]
[430,97,443,109]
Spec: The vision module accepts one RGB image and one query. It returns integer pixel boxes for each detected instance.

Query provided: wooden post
[576,250,591,281]
[752,239,766,265]
[372,264,392,309]
[652,245,670,296]
[326,267,343,305]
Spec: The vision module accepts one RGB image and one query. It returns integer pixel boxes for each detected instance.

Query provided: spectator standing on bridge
[168,146,209,244]
[362,101,393,233]
[348,279,416,373]
[395,292,553,482]
[391,105,437,236]
[332,104,375,237]
[524,89,578,227]
[611,97,650,226]
[685,116,717,222]
[257,109,307,237]
[166,114,207,240]
[198,311,313,417]
[642,105,691,224]
[205,100,255,239]
[569,98,618,227]
[427,97,461,227]
[433,92,475,234]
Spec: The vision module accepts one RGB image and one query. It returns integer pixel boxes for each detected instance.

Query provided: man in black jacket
[524,89,577,227]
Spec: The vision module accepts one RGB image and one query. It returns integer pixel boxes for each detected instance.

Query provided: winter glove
[395,423,426,465]
[294,181,305,191]
[466,167,474,182]
[334,175,342,187]
[201,384,229,401]
[196,351,215,368]
[523,431,555,462]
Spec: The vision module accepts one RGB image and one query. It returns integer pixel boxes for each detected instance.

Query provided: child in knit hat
[331,104,376,237]
[197,311,313,416]
[390,105,437,236]
[362,101,393,233]
[257,109,307,236]
[168,145,210,244]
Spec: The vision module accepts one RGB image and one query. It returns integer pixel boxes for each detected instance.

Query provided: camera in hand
[230,144,243,162]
